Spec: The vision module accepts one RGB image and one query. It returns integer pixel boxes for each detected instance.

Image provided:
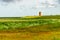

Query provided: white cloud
[36,0,58,8]
[47,0,54,4]
[48,5,55,8]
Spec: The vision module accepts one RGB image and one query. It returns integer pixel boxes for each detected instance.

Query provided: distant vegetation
[0,15,60,19]
[0,15,60,32]
[23,15,60,19]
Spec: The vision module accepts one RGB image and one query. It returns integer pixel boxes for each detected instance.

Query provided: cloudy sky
[0,0,60,17]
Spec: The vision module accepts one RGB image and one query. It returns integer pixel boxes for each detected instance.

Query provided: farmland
[0,16,60,40]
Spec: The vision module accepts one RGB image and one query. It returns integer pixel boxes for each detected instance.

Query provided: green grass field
[0,15,60,40]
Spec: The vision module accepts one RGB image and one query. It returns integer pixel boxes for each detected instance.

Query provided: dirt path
[0,31,60,40]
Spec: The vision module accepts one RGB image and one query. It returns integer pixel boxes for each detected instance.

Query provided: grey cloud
[0,0,21,3]
[2,0,14,2]
[58,0,60,4]
[0,0,22,6]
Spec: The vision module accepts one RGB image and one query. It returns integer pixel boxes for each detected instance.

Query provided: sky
[0,0,60,17]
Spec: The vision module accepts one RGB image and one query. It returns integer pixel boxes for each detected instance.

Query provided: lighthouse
[39,12,42,16]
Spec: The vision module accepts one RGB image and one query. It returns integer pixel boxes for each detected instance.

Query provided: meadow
[0,16,60,40]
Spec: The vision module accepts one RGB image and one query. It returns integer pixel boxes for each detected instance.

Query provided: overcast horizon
[0,0,60,17]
